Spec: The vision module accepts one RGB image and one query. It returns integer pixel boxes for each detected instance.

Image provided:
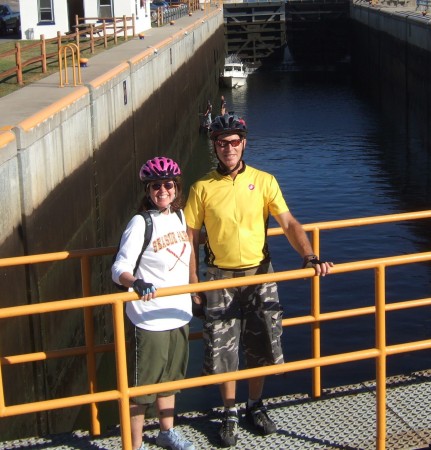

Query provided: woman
[204,99,212,125]
[112,157,196,450]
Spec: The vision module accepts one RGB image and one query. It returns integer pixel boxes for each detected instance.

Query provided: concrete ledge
[15,87,89,132]
[88,62,130,89]
[0,130,17,161]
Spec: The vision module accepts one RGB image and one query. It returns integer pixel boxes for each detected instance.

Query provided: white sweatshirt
[112,210,192,331]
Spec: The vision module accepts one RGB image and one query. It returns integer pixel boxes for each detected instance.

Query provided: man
[184,113,333,447]
[220,95,227,115]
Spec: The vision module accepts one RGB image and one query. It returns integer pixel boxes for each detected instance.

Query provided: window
[99,0,113,18]
[38,0,54,22]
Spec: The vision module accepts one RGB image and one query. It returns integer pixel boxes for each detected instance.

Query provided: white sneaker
[156,428,195,450]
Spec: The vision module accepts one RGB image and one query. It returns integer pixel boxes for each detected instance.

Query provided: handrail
[1,210,431,449]
[1,209,430,267]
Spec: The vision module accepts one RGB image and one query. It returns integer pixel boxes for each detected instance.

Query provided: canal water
[179,54,431,414]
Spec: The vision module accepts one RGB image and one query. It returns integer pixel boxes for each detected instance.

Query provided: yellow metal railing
[1,210,431,449]
[58,43,82,87]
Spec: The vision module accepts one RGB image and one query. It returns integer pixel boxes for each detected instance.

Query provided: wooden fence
[0,15,136,86]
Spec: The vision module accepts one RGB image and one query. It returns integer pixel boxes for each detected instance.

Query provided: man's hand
[302,255,334,277]
[191,293,206,319]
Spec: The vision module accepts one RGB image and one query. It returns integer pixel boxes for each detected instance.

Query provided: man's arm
[274,211,333,276]
[187,226,203,303]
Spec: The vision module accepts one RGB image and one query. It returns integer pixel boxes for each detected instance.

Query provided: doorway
[67,0,85,32]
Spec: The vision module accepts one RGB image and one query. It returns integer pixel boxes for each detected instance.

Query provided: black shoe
[219,409,239,447]
[245,399,277,435]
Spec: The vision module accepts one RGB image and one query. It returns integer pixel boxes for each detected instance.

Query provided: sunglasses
[150,181,175,191]
[215,138,243,148]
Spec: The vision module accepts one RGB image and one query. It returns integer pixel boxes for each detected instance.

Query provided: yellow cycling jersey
[184,164,289,269]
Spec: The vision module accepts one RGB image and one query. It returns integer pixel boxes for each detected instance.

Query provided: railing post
[123,15,128,41]
[41,35,47,73]
[81,256,101,436]
[375,264,387,450]
[113,301,132,450]
[103,21,108,48]
[75,27,80,48]
[90,25,95,54]
[132,13,136,37]
[311,227,321,398]
[57,31,62,53]
[0,356,5,414]
[113,18,118,45]
[14,42,23,86]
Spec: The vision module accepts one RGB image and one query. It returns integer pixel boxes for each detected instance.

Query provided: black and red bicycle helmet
[209,113,247,140]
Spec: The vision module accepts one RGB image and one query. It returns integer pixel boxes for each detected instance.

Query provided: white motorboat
[220,55,248,88]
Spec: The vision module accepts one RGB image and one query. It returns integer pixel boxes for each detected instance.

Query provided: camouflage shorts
[202,262,284,375]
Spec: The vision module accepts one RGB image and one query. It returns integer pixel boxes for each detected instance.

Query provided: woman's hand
[132,279,157,300]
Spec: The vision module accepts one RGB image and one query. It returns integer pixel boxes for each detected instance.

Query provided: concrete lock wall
[0,9,224,440]
[0,131,39,438]
[351,3,431,144]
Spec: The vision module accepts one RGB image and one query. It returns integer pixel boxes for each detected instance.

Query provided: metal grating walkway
[1,370,430,449]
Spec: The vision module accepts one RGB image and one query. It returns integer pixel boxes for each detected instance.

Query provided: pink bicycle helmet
[139,157,181,181]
